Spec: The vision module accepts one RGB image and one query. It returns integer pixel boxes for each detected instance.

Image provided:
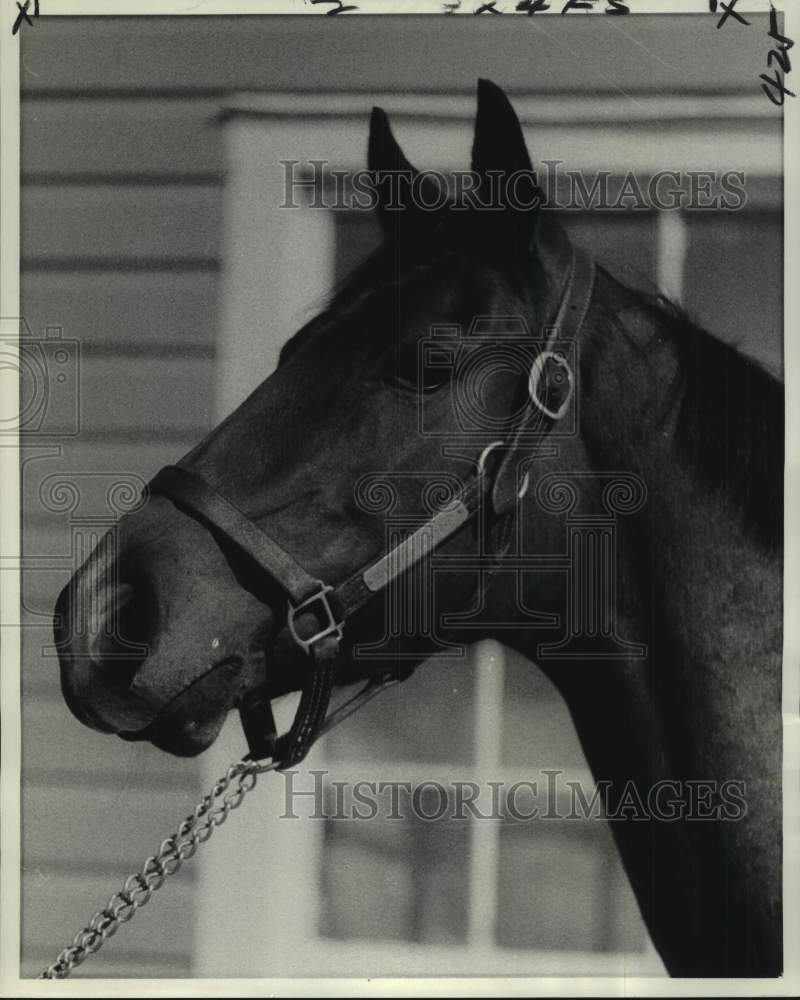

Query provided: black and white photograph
[0,1,798,993]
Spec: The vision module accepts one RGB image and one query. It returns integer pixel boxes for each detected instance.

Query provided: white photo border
[1,1,797,996]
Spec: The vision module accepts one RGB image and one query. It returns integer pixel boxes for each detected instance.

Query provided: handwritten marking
[517,0,551,11]
[761,3,795,105]
[510,0,631,13]
[708,0,750,29]
[12,0,39,35]
[309,0,359,13]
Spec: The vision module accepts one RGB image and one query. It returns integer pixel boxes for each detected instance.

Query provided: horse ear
[470,79,541,251]
[471,79,533,176]
[368,106,418,176]
[368,107,444,236]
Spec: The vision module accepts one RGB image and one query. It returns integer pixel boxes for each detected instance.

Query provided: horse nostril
[89,579,158,689]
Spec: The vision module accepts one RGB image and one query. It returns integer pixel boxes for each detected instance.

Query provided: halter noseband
[147,243,596,769]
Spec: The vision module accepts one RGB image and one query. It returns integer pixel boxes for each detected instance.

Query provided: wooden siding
[20,21,227,980]
[23,186,220,266]
[21,272,217,353]
[22,98,223,181]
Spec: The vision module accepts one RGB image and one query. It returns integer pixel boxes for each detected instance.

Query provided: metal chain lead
[40,756,279,980]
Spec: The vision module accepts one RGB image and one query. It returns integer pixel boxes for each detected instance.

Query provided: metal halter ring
[528,350,574,422]
[478,440,529,500]
[478,440,505,477]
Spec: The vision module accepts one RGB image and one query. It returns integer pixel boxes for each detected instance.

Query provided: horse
[54,79,783,978]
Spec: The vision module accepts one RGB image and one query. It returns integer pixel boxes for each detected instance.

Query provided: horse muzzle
[54,494,273,753]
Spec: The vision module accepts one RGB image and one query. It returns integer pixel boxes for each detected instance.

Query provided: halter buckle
[287,581,344,656]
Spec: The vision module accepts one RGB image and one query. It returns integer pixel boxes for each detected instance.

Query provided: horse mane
[624,289,784,553]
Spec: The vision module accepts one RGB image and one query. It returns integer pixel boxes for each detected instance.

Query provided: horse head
[55,80,575,759]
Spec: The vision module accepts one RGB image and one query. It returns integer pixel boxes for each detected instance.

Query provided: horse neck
[490,265,782,974]
[571,268,781,689]
[511,263,782,747]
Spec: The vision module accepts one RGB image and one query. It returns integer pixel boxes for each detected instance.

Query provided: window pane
[319,783,470,945]
[684,210,782,376]
[496,817,646,954]
[323,652,477,765]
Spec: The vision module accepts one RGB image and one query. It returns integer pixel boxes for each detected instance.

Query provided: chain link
[40,756,278,980]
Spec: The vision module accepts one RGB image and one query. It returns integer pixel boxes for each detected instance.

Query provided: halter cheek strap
[147,243,596,770]
[492,245,596,516]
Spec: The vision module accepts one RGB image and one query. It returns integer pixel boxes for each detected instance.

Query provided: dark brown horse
[54,80,783,977]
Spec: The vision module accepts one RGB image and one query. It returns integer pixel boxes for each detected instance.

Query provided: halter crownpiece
[147,242,596,769]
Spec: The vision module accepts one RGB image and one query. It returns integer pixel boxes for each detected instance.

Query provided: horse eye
[386,373,447,394]
[382,352,447,394]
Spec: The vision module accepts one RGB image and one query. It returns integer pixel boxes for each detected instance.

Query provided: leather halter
[147,243,596,769]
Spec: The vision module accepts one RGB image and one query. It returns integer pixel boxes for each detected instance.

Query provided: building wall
[19,13,781,979]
